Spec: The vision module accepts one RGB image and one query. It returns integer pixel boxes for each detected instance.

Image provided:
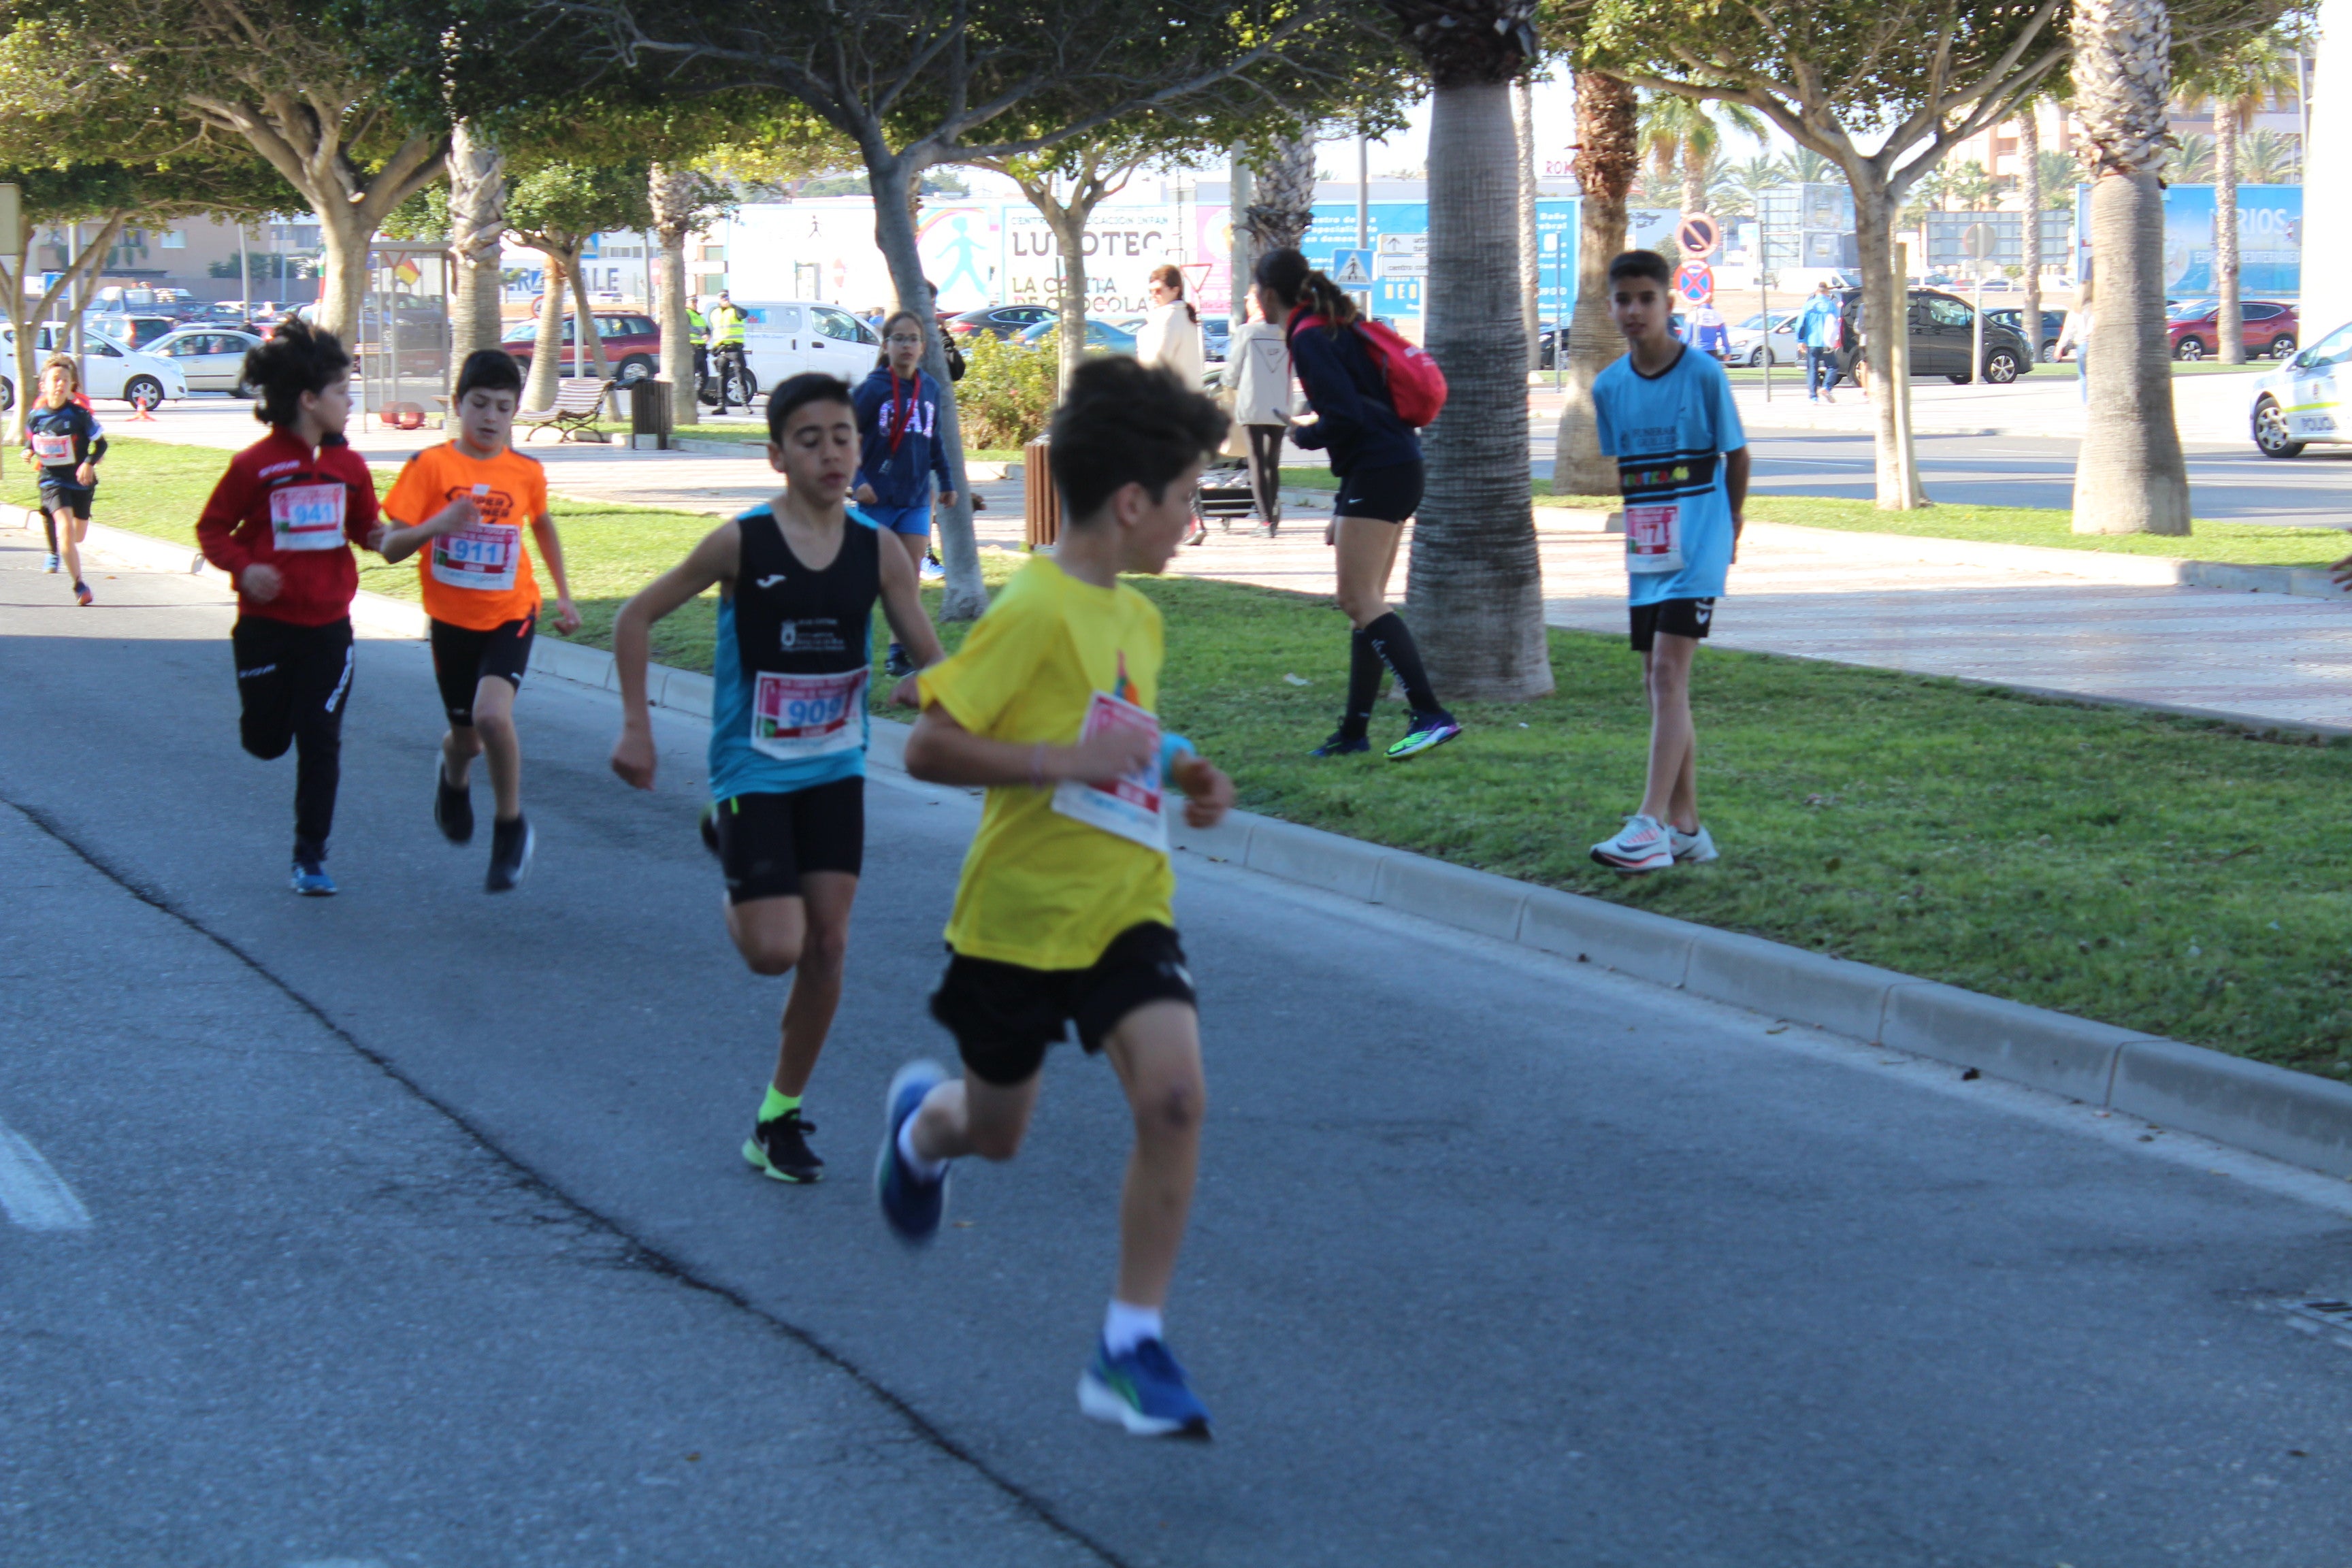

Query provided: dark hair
[1252,247,1356,335]
[454,347,523,401]
[764,372,855,443]
[1150,263,1198,325]
[1607,250,1673,287]
[1049,357,1227,522]
[242,319,352,429]
[880,309,926,343]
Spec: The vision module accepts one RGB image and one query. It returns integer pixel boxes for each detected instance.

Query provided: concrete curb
[19,508,2352,1180]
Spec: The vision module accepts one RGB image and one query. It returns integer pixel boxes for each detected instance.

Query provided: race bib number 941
[270,482,348,552]
[750,666,868,760]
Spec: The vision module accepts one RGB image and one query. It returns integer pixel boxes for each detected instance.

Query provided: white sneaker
[919,558,944,581]
[1591,814,1674,873]
[1670,823,1718,863]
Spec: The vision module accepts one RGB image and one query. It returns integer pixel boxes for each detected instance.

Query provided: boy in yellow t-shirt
[374,349,579,892]
[883,357,1236,1439]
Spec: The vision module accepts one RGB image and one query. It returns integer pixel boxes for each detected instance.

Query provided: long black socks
[1341,612,1446,736]
[1342,627,1383,739]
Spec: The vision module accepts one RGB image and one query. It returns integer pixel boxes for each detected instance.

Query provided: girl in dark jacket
[1254,248,1460,760]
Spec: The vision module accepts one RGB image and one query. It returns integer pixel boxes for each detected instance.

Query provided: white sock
[896,1114,949,1182]
[1102,1299,1164,1356]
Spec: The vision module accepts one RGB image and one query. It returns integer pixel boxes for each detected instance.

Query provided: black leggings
[1244,425,1284,524]
[231,616,354,860]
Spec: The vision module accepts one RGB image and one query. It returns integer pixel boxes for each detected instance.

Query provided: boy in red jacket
[195,323,381,895]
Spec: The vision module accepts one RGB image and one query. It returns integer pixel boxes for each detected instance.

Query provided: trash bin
[629,378,673,451]
[1022,436,1058,549]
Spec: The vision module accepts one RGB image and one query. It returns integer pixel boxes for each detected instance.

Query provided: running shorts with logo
[932,922,1196,1086]
[429,613,536,726]
[1628,598,1716,652]
[1332,461,1423,524]
[712,778,865,904]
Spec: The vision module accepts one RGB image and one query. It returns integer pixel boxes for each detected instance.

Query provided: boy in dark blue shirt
[20,357,105,604]
[852,310,960,677]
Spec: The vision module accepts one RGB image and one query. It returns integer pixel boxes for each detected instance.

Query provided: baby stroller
[1187,461,1256,546]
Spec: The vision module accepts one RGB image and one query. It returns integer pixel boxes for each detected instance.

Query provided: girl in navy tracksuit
[21,356,106,605]
[853,310,961,675]
[1254,247,1460,762]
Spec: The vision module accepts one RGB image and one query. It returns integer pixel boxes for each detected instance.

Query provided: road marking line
[0,1120,91,1230]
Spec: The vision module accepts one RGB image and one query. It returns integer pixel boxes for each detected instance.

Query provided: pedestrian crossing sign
[1330,249,1375,288]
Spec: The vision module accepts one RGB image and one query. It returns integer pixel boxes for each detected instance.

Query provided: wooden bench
[515,378,610,443]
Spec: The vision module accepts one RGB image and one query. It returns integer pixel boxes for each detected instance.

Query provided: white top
[2057,306,2091,358]
[1222,321,1294,426]
[1137,299,1206,387]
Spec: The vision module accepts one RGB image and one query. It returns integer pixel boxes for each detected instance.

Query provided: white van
[730,300,883,395]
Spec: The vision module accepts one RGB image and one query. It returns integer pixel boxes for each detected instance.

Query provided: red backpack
[1288,312,1449,427]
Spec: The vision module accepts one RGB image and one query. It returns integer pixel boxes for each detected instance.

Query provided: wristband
[1158,733,1196,785]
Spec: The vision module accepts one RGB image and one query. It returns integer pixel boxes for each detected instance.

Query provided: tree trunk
[3,216,123,440]
[1411,79,1552,702]
[312,202,374,352]
[2071,0,2189,534]
[1228,156,1256,331]
[2020,106,2042,361]
[447,120,507,376]
[649,164,700,427]
[1851,178,1926,508]
[872,153,986,621]
[2215,94,2242,364]
[524,253,567,410]
[1245,130,1319,252]
[1515,76,1541,373]
[1554,71,1635,499]
[1043,201,1092,396]
[1681,143,1705,218]
[577,252,610,379]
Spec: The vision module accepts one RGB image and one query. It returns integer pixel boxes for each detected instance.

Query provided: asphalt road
[7,536,2352,1567]
[1741,431,2352,524]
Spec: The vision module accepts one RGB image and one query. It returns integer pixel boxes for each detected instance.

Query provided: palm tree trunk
[1554,71,1636,498]
[1228,156,1256,332]
[2071,0,2190,534]
[1410,78,1552,701]
[1681,142,1704,218]
[1515,76,1541,373]
[446,121,506,380]
[1245,131,1320,253]
[649,164,700,427]
[2019,106,2043,361]
[2215,95,2243,365]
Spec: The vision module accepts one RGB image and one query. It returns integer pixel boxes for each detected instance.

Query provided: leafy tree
[504,160,652,407]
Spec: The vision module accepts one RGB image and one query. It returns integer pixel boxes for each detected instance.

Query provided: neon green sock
[759,1085,802,1123]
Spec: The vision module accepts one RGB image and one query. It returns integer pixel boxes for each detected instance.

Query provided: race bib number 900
[270,482,348,552]
[750,666,868,760]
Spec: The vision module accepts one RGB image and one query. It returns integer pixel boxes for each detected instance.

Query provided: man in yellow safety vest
[687,303,709,389]
[707,291,751,412]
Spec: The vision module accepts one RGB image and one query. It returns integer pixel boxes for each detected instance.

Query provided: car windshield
[2167,299,2216,321]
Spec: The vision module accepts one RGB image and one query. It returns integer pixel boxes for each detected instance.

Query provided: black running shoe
[743,1109,824,1183]
[434,762,474,845]
[486,814,534,893]
[1310,730,1371,758]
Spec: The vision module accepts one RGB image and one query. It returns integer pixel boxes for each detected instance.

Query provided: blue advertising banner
[2073,183,2301,296]
[1300,200,1581,323]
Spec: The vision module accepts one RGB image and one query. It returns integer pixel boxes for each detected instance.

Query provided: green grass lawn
[39,438,2352,1081]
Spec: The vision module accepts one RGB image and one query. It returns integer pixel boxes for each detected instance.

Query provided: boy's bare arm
[1725,446,1751,558]
[373,495,477,561]
[903,704,1156,789]
[609,523,736,789]
[875,537,946,705]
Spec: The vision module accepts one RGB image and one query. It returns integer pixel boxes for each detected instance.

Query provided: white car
[0,324,189,410]
[1727,310,1801,367]
[729,301,883,395]
[144,326,267,393]
[2249,321,2352,459]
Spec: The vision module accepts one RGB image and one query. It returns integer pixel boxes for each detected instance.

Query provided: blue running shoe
[1309,730,1371,758]
[289,858,337,896]
[1079,1337,1211,1439]
[875,1060,948,1246]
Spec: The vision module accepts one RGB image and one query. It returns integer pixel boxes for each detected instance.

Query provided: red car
[2168,300,2297,362]
[500,310,664,381]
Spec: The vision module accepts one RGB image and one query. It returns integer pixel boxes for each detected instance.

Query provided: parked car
[1016,316,1140,354]
[2247,321,2352,458]
[944,305,1056,341]
[732,301,883,391]
[85,312,178,350]
[1201,316,1230,363]
[501,310,664,382]
[1982,307,2066,363]
[144,326,267,393]
[1835,289,2032,385]
[1727,310,1801,367]
[2169,299,2297,361]
[1978,277,2015,292]
[1537,314,1686,369]
[0,323,190,410]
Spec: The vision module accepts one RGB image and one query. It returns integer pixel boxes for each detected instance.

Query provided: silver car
[2248,320,2352,459]
[144,327,266,393]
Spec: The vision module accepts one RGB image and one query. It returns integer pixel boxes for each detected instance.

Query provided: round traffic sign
[1678,212,1721,257]
[1672,261,1714,304]
[1960,223,1997,261]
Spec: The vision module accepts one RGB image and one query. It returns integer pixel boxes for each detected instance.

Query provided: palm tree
[2238,127,2302,182]
[1944,158,1996,210]
[1245,131,1320,254]
[2180,32,2301,361]
[1725,152,1784,214]
[2161,131,2215,182]
[1635,93,1765,216]
[2016,101,2044,361]
[1554,70,1637,499]
[2070,0,2189,536]
[1784,148,1840,186]
[1381,0,1552,700]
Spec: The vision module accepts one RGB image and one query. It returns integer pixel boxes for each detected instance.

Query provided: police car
[2249,320,2352,458]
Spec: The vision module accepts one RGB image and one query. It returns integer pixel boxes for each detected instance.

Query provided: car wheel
[2039,338,2058,363]
[615,355,655,384]
[1984,349,2022,385]
[125,376,165,409]
[2253,395,2306,459]
[0,376,13,412]
[2174,336,2206,361]
[1748,345,1768,368]
[1947,371,1973,385]
[2269,335,2296,360]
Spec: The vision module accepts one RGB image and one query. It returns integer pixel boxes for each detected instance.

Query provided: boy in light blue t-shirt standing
[1587,250,1750,874]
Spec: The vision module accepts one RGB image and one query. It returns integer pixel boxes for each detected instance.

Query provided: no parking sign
[1673,261,1714,304]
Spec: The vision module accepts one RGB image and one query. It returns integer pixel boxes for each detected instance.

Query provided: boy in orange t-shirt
[375,349,579,892]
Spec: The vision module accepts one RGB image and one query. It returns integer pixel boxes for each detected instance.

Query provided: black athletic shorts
[429,614,536,727]
[713,777,865,905]
[931,922,1197,1088]
[1332,461,1424,525]
[1629,598,1716,653]
[37,483,93,519]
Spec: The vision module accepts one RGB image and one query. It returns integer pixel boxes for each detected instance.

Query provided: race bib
[30,432,72,464]
[750,666,868,760]
[1051,690,1167,853]
[430,523,521,591]
[270,482,348,553]
[1625,504,1684,574]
